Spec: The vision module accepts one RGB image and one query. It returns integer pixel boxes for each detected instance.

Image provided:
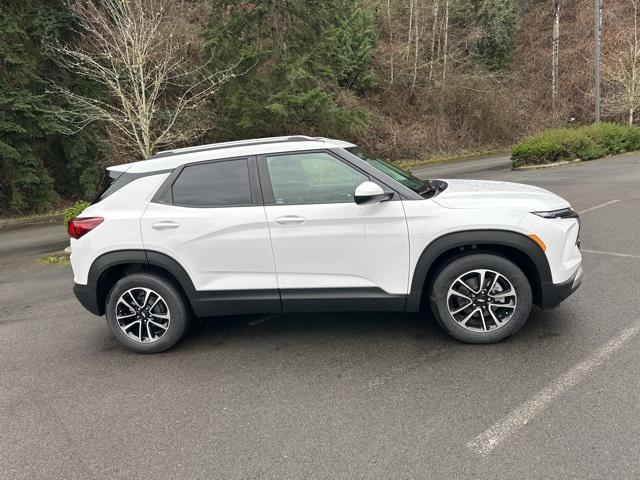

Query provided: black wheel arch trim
[405,229,553,311]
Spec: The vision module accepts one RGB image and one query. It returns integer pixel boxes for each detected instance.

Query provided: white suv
[69,136,582,353]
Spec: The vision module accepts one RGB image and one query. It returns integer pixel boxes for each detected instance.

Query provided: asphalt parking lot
[2,153,639,479]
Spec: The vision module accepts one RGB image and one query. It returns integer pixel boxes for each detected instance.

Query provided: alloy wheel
[446,269,517,332]
[115,287,171,343]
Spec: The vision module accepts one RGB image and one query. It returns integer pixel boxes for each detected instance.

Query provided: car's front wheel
[430,254,532,343]
[105,273,190,353]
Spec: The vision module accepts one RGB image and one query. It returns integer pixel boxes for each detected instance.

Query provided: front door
[259,151,410,311]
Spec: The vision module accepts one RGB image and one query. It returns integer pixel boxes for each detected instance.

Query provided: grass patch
[38,253,70,266]
[0,210,64,227]
[512,122,640,168]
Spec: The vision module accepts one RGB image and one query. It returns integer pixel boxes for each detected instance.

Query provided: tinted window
[171,159,252,207]
[266,152,367,204]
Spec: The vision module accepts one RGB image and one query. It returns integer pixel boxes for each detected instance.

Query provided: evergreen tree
[204,0,377,140]
[453,0,519,71]
[0,1,102,213]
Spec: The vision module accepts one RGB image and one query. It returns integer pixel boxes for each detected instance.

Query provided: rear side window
[171,158,252,207]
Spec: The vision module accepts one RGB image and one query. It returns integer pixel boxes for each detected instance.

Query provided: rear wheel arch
[88,250,195,316]
[406,230,551,311]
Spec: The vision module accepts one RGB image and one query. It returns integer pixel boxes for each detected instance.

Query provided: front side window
[171,158,252,207]
[266,152,368,204]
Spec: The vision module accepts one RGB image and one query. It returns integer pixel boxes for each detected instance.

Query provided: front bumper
[539,264,583,309]
[73,283,102,316]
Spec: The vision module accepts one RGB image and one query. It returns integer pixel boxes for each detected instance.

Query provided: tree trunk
[405,0,414,61]
[387,0,394,84]
[429,0,439,83]
[551,0,560,113]
[411,2,420,97]
[442,0,450,85]
[270,0,281,59]
[632,0,639,125]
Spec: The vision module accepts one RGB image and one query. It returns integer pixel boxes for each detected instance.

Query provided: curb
[512,159,582,171]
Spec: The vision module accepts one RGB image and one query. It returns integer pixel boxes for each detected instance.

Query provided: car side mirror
[354,181,393,205]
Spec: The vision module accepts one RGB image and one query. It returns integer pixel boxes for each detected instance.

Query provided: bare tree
[387,0,395,84]
[441,0,450,84]
[428,0,440,82]
[51,0,237,160]
[411,0,420,95]
[603,0,640,124]
[551,0,561,113]
[405,0,414,61]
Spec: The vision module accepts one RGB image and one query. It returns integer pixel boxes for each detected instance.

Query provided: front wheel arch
[406,230,550,312]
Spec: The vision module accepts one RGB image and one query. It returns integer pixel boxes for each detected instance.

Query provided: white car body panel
[519,213,581,283]
[433,179,570,211]
[263,201,410,294]
[70,174,167,284]
[403,199,530,287]
[140,202,277,291]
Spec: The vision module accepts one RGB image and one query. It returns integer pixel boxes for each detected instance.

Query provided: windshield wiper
[417,179,437,197]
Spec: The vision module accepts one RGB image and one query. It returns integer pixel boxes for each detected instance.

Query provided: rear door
[141,156,279,313]
[258,150,410,311]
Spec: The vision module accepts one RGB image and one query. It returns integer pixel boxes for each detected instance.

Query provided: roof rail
[151,136,321,159]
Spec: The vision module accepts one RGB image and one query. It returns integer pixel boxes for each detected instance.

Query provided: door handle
[274,215,306,226]
[151,220,180,230]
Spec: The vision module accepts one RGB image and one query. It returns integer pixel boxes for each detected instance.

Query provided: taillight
[68,217,104,239]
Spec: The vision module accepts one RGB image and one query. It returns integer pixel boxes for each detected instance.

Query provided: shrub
[63,200,90,225]
[511,123,640,167]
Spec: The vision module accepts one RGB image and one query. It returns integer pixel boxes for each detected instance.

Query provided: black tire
[429,253,532,344]
[105,273,190,353]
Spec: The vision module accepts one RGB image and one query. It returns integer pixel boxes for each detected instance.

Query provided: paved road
[412,154,511,178]
[2,154,640,479]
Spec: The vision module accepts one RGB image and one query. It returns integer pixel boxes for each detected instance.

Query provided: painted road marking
[581,249,640,259]
[467,320,640,455]
[578,199,620,214]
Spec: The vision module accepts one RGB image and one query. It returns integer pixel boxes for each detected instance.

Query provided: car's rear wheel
[105,273,190,353]
[429,254,532,343]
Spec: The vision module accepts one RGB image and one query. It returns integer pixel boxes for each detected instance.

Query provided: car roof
[108,136,357,174]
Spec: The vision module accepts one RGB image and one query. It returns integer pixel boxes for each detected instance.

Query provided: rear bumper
[73,283,102,316]
[540,264,583,309]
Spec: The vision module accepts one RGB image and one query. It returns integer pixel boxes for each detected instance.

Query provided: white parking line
[467,320,640,456]
[581,249,640,259]
[578,199,619,214]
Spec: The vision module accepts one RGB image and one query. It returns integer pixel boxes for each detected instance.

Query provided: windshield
[346,147,429,194]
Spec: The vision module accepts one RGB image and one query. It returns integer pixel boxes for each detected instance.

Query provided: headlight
[533,207,579,220]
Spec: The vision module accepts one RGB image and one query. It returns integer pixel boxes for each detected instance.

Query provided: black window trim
[256,149,405,206]
[151,155,261,209]
[95,169,174,204]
